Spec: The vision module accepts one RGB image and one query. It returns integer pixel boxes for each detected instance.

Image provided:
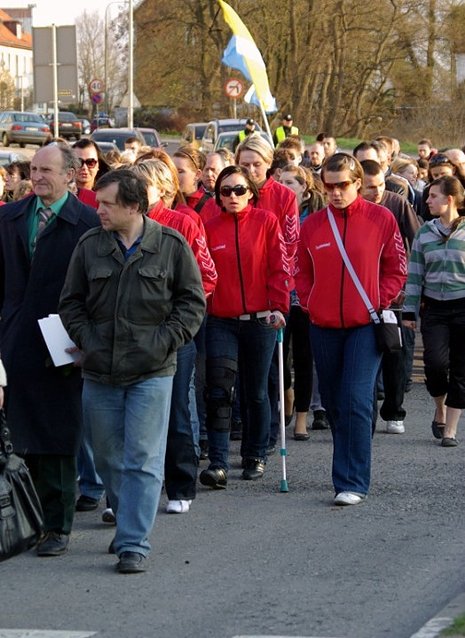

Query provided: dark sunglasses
[323,180,355,192]
[78,158,98,168]
[428,154,452,168]
[220,184,249,197]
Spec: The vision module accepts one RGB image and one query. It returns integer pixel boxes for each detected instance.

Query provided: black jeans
[421,304,465,408]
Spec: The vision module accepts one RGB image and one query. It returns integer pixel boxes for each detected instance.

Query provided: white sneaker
[166,499,192,514]
[334,492,365,506]
[386,420,405,434]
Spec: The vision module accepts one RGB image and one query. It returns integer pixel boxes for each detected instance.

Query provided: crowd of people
[0,119,464,573]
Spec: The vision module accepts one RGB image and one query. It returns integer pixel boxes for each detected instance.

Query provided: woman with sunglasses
[295,153,407,506]
[200,165,289,489]
[403,175,465,447]
[72,139,110,208]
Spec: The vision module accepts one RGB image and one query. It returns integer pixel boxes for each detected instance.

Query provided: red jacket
[148,200,217,298]
[174,201,206,234]
[258,178,299,276]
[295,196,407,328]
[197,178,299,279]
[77,188,98,209]
[205,204,290,318]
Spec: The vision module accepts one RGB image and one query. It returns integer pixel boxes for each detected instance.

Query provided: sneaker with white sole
[334,492,365,506]
[166,499,192,514]
[386,420,405,434]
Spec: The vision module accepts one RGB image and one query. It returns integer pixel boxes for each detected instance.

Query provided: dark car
[90,127,145,151]
[135,127,163,148]
[0,111,51,148]
[47,111,82,140]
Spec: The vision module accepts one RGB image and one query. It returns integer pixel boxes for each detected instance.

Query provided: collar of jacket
[4,192,80,225]
[97,216,162,257]
[328,194,363,218]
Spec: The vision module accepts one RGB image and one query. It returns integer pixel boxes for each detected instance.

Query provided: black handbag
[373,309,403,354]
[0,410,44,561]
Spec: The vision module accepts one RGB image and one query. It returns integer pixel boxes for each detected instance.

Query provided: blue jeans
[83,376,173,557]
[165,341,198,500]
[77,423,105,501]
[206,316,277,470]
[309,323,382,496]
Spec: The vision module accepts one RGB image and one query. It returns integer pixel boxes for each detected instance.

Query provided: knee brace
[205,357,238,432]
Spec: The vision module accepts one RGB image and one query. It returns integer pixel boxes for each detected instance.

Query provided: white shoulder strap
[327,207,380,324]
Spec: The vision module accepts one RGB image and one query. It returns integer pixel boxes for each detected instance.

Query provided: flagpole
[258,97,274,148]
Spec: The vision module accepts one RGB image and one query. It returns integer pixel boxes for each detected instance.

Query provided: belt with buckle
[238,310,270,321]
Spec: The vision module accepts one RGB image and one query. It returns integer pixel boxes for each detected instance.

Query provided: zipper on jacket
[234,215,247,314]
[339,212,348,328]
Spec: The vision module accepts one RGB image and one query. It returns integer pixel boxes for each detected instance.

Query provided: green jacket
[59,217,205,386]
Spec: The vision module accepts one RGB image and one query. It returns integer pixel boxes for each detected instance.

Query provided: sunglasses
[78,158,98,169]
[323,180,355,192]
[220,184,249,197]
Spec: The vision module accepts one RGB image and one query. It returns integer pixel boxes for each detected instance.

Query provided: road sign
[224,78,244,98]
[33,26,78,104]
[89,78,105,95]
[91,93,103,104]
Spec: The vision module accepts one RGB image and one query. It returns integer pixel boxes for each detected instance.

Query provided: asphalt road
[1,376,465,638]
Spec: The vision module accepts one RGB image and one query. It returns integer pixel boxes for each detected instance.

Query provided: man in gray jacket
[59,169,205,574]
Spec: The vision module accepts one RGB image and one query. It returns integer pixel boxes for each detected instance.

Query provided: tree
[76,10,126,115]
[0,65,16,110]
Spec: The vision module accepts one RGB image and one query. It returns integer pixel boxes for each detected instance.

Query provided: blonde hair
[131,160,176,205]
[235,134,274,166]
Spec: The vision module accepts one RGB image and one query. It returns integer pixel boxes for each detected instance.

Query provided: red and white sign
[88,78,105,94]
[224,78,244,98]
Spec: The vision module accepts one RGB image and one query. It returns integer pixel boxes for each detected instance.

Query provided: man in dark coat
[0,143,100,557]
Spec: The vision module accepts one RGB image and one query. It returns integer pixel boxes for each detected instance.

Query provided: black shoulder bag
[0,409,44,561]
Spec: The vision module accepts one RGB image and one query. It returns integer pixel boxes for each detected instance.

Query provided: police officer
[273,114,299,146]
[233,119,256,152]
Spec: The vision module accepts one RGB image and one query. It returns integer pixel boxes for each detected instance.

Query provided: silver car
[0,111,51,147]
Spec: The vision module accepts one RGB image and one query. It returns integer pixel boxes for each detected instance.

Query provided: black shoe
[242,458,265,480]
[199,439,209,461]
[75,495,99,511]
[199,467,227,489]
[108,538,116,554]
[311,410,330,430]
[116,551,146,574]
[37,531,69,556]
[431,420,445,440]
[230,419,243,441]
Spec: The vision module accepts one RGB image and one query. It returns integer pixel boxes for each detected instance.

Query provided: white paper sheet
[38,314,79,367]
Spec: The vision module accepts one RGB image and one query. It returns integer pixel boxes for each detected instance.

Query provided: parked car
[90,127,145,151]
[90,116,114,132]
[0,150,28,166]
[93,141,119,155]
[0,111,51,148]
[135,127,163,148]
[214,130,272,153]
[180,122,208,150]
[200,118,262,153]
[47,111,82,140]
[79,118,91,135]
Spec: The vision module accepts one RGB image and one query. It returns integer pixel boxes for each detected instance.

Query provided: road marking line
[409,616,454,637]
[0,632,96,638]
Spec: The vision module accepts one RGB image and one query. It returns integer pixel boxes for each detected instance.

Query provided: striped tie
[32,207,53,254]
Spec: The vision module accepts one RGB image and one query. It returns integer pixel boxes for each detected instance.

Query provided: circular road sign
[89,78,105,95]
[224,78,244,99]
[91,93,103,104]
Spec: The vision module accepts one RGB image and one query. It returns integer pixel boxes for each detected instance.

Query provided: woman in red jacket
[200,165,289,489]
[295,153,407,506]
[131,159,217,514]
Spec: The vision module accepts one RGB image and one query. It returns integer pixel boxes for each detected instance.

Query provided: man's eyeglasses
[322,180,355,192]
[78,158,98,169]
[219,185,248,197]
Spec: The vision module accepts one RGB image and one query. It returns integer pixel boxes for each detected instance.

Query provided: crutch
[276,327,289,492]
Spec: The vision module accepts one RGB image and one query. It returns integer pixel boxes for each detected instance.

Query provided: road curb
[410,592,465,637]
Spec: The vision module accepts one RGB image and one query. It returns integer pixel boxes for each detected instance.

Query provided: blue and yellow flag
[218,0,277,113]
